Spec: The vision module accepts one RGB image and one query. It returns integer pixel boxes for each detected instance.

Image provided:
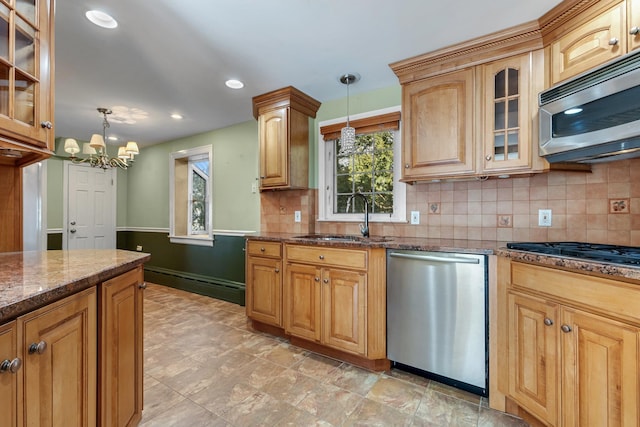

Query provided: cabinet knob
[630,26,640,35]
[544,317,554,326]
[560,324,572,333]
[40,121,52,129]
[28,341,47,355]
[0,358,21,374]
[139,282,147,289]
[405,163,410,168]
[608,37,619,46]
[323,279,329,284]
[70,229,77,233]
[274,268,280,273]
[485,155,492,161]
[314,277,320,282]
[260,247,265,252]
[318,255,324,260]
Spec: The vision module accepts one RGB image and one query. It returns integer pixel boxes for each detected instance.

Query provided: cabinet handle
[28,341,47,355]
[260,247,265,252]
[560,324,572,333]
[139,282,147,289]
[274,268,280,273]
[630,26,640,35]
[323,279,329,284]
[40,121,52,129]
[314,277,320,282]
[405,163,410,168]
[485,155,492,161]
[0,358,21,374]
[544,317,554,326]
[70,228,77,233]
[608,37,619,46]
[318,255,324,260]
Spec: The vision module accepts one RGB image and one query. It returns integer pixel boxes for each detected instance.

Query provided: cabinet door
[246,256,282,327]
[19,287,97,427]
[402,68,475,180]
[322,268,366,355]
[0,0,54,149]
[508,292,559,426]
[630,0,640,52]
[482,54,532,172]
[550,3,625,85]
[284,262,321,341]
[259,107,289,189]
[100,267,144,427]
[0,321,18,427]
[561,308,639,427]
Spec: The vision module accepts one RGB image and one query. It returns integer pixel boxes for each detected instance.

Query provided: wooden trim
[319,111,401,141]
[389,20,543,83]
[538,0,618,44]
[290,336,391,371]
[252,86,321,119]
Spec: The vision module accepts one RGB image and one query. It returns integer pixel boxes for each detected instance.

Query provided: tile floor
[140,283,528,426]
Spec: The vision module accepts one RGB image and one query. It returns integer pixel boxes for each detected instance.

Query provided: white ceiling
[54,0,563,147]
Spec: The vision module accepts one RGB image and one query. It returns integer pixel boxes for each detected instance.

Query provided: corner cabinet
[252,87,321,191]
[0,0,55,166]
[246,240,283,327]
[397,50,547,182]
[498,258,640,426]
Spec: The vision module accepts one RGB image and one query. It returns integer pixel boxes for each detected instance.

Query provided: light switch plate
[294,211,301,223]
[538,209,552,227]
[410,211,420,225]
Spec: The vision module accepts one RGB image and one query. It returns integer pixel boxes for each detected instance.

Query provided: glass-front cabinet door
[482,53,532,172]
[0,0,53,150]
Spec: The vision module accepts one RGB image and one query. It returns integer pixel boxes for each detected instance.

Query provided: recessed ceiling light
[225,79,244,89]
[171,113,183,120]
[86,10,118,29]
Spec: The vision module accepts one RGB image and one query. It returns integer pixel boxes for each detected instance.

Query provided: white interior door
[64,163,116,249]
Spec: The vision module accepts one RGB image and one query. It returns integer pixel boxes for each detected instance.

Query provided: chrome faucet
[346,192,370,237]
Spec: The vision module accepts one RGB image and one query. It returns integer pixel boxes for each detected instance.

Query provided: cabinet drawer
[247,240,282,258]
[286,245,367,270]
[510,262,640,324]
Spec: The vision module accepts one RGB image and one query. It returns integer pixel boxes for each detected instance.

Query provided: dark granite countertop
[0,249,150,323]
[246,232,504,254]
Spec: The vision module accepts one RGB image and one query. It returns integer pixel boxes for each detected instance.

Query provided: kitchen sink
[292,234,392,243]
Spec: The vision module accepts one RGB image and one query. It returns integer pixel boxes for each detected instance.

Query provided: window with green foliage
[318,108,405,223]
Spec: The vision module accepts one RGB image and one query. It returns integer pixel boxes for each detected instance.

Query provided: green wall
[125,120,260,231]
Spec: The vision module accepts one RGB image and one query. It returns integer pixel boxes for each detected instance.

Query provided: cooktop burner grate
[506,242,640,266]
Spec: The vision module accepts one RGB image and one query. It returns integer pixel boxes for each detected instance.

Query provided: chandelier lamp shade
[339,73,360,155]
[64,107,140,170]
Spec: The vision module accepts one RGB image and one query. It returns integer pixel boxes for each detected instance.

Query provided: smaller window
[170,145,213,246]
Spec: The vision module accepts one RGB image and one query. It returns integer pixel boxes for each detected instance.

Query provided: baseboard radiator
[144,266,246,306]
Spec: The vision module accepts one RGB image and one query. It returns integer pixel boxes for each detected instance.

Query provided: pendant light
[339,73,360,155]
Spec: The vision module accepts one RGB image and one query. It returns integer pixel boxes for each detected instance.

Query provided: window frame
[317,106,406,223]
[169,145,213,246]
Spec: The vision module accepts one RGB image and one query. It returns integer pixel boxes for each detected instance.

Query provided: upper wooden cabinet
[0,0,55,167]
[252,87,320,191]
[542,0,640,86]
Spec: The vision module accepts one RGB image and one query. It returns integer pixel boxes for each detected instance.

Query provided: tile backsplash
[261,158,640,245]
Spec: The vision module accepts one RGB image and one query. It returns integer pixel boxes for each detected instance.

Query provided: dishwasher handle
[389,252,480,264]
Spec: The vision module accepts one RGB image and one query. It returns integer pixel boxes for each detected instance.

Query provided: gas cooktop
[506,242,640,266]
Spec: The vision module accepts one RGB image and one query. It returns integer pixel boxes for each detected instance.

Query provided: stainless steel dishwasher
[386,250,488,396]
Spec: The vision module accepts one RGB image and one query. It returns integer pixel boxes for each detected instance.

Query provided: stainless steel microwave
[539,49,640,163]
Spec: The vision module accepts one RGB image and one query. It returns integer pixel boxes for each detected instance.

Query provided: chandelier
[64,107,139,170]
[339,73,360,155]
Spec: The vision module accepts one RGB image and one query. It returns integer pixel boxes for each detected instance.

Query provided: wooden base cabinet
[100,266,145,427]
[18,287,97,427]
[0,321,18,427]
[499,258,640,426]
[246,241,283,327]
[283,244,386,366]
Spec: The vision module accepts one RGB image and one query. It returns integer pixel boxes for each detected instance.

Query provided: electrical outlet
[251,182,258,193]
[410,211,420,225]
[538,209,552,227]
[136,245,143,251]
[294,211,301,223]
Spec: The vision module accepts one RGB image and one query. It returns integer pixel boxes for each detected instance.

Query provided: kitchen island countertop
[0,249,150,323]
